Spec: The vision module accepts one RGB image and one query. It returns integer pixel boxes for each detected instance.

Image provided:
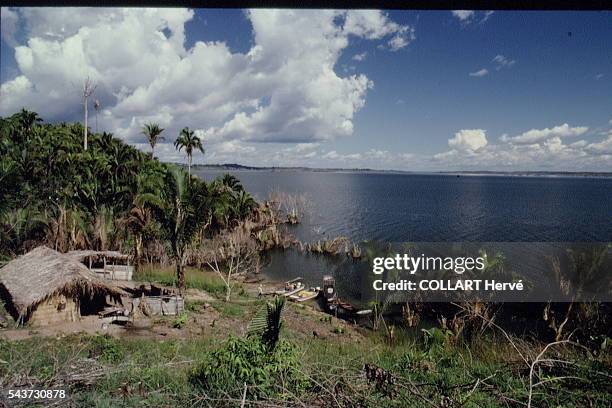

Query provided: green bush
[190,336,309,400]
[89,335,125,363]
[172,312,189,329]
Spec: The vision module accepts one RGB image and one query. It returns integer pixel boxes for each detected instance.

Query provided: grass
[0,334,219,406]
[1,326,610,407]
[1,277,610,407]
[134,264,228,297]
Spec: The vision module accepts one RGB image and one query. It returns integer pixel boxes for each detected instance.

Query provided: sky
[1,8,611,171]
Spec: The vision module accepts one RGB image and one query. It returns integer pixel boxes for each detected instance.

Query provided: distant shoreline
[178,163,612,178]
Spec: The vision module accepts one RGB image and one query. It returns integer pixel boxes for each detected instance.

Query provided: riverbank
[1,263,610,407]
[192,164,612,178]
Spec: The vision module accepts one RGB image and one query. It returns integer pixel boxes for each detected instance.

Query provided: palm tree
[234,190,257,219]
[144,167,208,293]
[141,123,165,158]
[221,174,242,190]
[18,109,42,133]
[174,127,204,176]
[119,199,153,269]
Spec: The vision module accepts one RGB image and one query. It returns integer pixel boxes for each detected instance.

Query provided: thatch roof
[0,246,124,321]
[67,250,130,262]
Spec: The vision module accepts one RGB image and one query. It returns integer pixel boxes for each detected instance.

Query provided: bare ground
[0,279,366,345]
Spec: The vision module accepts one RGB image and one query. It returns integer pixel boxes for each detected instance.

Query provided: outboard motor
[322,275,336,302]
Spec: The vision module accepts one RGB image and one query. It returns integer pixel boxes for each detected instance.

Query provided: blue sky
[1,8,611,171]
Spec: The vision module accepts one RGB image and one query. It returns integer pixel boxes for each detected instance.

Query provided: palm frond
[247,296,285,350]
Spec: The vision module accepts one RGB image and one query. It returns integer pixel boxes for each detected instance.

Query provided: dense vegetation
[0,110,257,290]
[1,109,611,407]
[1,293,611,407]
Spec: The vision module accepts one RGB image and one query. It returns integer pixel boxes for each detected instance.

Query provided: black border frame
[1,0,611,10]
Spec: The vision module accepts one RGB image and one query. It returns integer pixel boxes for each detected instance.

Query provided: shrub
[190,336,309,400]
[89,335,125,363]
[172,312,189,329]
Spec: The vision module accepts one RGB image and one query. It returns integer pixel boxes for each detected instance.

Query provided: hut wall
[132,296,184,316]
[28,295,80,326]
[91,265,133,281]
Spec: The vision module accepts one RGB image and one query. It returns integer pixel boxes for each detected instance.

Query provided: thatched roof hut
[67,250,129,262]
[67,250,133,281]
[0,246,124,325]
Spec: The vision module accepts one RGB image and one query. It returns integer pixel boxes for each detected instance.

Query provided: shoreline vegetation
[1,110,611,407]
[190,163,612,178]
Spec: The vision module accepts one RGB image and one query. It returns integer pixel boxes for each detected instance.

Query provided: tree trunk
[177,262,185,294]
[225,283,231,302]
[84,98,88,150]
[188,154,192,176]
[135,234,143,272]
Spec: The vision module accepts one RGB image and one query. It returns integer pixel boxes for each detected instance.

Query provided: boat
[278,285,305,297]
[260,277,307,297]
[327,298,372,317]
[289,289,319,302]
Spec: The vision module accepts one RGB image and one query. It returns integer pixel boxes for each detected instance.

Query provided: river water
[196,169,612,303]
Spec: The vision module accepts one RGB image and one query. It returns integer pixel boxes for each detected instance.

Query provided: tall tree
[174,127,204,176]
[141,123,165,158]
[18,109,41,133]
[145,167,209,293]
[81,77,97,151]
[93,99,101,133]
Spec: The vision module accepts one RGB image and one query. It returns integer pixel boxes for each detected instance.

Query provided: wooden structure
[322,275,336,301]
[132,295,184,316]
[0,246,124,326]
[68,250,133,281]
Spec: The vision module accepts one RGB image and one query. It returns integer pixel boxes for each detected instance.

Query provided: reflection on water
[195,170,612,301]
[196,170,612,242]
[261,243,612,305]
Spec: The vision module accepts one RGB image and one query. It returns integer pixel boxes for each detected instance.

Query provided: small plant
[185,301,200,312]
[332,326,345,334]
[421,327,453,357]
[247,296,285,350]
[172,313,189,329]
[89,335,125,363]
[190,336,308,400]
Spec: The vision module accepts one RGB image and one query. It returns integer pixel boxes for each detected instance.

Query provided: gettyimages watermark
[372,254,524,292]
[345,242,612,302]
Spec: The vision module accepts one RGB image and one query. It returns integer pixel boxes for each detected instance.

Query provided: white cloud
[343,10,413,48]
[481,11,495,23]
[469,55,514,78]
[451,10,494,24]
[431,124,610,171]
[469,68,488,77]
[505,123,588,144]
[198,126,612,171]
[352,51,367,61]
[387,27,415,51]
[1,9,413,151]
[448,129,488,152]
[136,127,612,171]
[1,7,19,47]
[451,10,475,21]
[586,133,612,154]
[594,73,604,80]
[492,54,516,70]
[569,140,587,148]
